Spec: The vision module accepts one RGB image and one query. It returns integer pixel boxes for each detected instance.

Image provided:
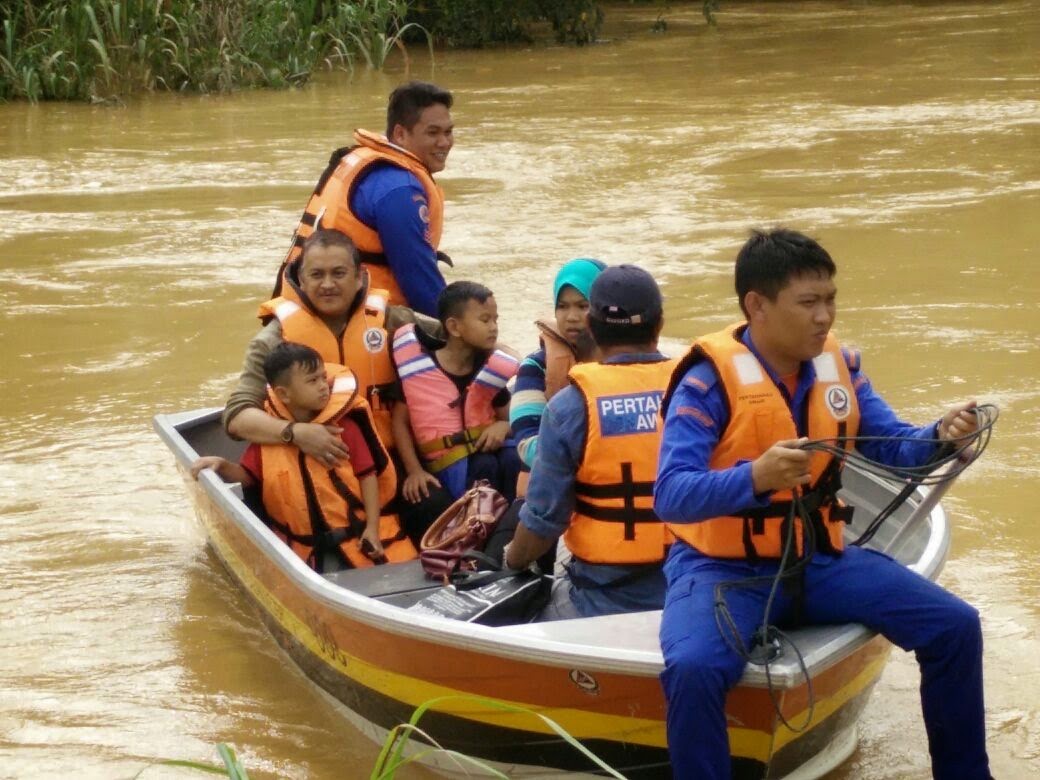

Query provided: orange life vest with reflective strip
[565,358,678,565]
[259,364,416,572]
[257,271,397,448]
[392,323,519,474]
[278,129,445,306]
[666,325,860,560]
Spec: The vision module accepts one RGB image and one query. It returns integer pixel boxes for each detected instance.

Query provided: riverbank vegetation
[0,1,719,102]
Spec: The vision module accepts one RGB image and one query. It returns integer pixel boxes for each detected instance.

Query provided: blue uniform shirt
[350,163,445,317]
[519,352,670,617]
[654,327,942,573]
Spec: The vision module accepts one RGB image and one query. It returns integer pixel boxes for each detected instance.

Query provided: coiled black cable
[711,403,998,731]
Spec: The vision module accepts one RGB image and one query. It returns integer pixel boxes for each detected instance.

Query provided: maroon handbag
[420,480,509,582]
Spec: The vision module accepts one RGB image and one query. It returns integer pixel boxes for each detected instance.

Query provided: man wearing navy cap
[505,265,677,619]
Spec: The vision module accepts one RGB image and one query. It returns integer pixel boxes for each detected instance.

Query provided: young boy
[192,341,415,571]
[391,281,521,502]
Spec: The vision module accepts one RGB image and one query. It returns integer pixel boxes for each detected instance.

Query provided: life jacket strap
[573,500,658,524]
[574,462,654,540]
[358,250,388,267]
[417,426,488,473]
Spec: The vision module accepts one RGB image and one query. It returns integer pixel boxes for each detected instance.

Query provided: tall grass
[0,0,425,102]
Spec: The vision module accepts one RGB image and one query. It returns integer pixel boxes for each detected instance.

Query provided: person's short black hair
[437,280,493,325]
[301,228,360,271]
[386,81,453,137]
[735,228,836,317]
[264,342,323,388]
[589,317,659,349]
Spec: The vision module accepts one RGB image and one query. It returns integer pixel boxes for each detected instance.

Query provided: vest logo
[825,384,851,421]
[597,391,662,436]
[418,203,430,224]
[364,327,386,353]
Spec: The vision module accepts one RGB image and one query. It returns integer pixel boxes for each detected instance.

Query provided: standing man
[278,81,454,317]
[505,265,676,620]
[654,229,990,778]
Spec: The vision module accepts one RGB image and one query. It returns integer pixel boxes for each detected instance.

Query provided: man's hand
[751,438,812,494]
[474,421,511,452]
[293,422,349,466]
[190,456,226,480]
[939,401,979,443]
[403,469,441,503]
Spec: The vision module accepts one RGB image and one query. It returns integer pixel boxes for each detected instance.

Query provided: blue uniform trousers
[659,544,989,779]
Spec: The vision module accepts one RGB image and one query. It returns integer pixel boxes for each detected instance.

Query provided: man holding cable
[654,228,990,779]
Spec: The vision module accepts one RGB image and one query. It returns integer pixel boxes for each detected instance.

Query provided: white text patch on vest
[597,392,663,436]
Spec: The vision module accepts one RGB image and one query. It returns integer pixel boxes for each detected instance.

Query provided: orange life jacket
[515,319,579,498]
[259,364,416,572]
[257,270,397,448]
[666,324,860,560]
[276,129,445,306]
[537,318,579,400]
[565,358,678,565]
[392,323,520,474]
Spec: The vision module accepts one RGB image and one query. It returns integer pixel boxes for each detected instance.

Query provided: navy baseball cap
[589,264,663,326]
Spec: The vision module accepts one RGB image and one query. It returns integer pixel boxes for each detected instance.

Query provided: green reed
[0,0,421,102]
[133,742,251,779]
[371,694,628,779]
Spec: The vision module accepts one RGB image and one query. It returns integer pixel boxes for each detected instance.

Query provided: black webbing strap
[572,499,658,524]
[574,462,656,539]
[358,250,388,266]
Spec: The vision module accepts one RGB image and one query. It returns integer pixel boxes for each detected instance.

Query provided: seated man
[193,342,416,573]
[505,265,676,620]
[392,281,521,503]
[654,228,989,778]
[223,228,452,544]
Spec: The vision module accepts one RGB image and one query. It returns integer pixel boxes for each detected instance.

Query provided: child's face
[554,285,591,347]
[278,363,330,414]
[448,296,499,351]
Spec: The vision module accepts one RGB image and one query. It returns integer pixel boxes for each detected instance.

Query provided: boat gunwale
[155,408,950,685]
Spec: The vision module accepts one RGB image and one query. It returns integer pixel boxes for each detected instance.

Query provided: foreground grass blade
[371,694,628,779]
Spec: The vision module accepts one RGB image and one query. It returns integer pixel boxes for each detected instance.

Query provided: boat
[154,407,955,779]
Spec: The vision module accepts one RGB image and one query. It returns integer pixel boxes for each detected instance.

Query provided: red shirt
[241,417,376,483]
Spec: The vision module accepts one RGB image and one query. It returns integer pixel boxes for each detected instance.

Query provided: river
[0,1,1037,777]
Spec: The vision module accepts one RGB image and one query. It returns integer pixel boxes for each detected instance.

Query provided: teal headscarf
[553,257,606,305]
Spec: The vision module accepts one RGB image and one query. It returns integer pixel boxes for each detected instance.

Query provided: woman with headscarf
[483,258,605,569]
[509,258,606,488]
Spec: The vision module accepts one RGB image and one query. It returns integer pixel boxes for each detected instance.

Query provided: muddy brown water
[1,2,1037,777]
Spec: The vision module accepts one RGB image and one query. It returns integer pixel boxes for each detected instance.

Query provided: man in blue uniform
[352,81,453,316]
[654,229,990,778]
[505,265,674,620]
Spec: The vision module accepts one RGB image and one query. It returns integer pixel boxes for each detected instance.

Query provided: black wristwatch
[280,422,296,443]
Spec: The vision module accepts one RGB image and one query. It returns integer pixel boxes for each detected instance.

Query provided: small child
[391,281,521,502]
[192,341,414,571]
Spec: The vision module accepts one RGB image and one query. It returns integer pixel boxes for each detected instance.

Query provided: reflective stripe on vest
[257,275,397,448]
[259,363,416,571]
[279,129,445,306]
[667,324,860,560]
[565,358,678,565]
[392,323,519,473]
